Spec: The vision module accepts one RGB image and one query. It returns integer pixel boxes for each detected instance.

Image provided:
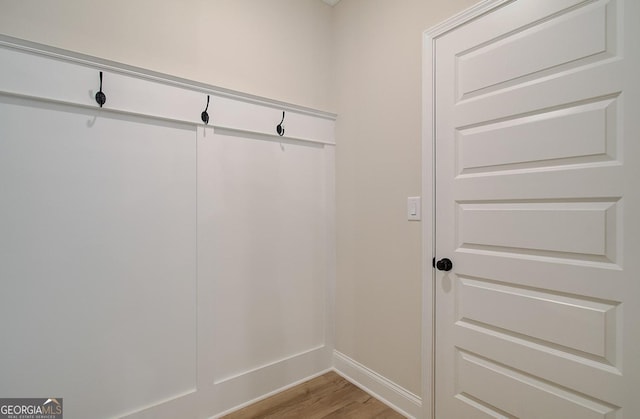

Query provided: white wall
[0,0,333,111]
[0,0,483,409]
[0,43,335,418]
[331,0,481,396]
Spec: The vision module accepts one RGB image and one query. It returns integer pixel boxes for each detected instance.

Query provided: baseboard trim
[333,350,422,418]
[213,344,327,385]
[205,344,332,416]
[209,368,333,419]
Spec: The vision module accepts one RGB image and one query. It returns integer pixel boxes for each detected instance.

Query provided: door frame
[421,1,511,417]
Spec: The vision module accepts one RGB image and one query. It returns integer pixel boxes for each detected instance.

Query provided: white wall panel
[0,39,335,419]
[0,96,198,419]
[202,133,326,383]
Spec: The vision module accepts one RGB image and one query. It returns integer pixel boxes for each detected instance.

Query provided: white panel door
[434,0,639,417]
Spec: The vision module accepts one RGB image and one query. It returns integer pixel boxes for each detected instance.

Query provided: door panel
[457,98,616,174]
[457,3,608,97]
[457,276,617,360]
[457,201,616,259]
[455,349,617,419]
[434,0,638,417]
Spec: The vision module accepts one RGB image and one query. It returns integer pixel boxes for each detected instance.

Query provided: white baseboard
[333,350,422,419]
[205,344,332,417]
[209,368,333,419]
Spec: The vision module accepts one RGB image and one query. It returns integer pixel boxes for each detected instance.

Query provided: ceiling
[322,0,341,6]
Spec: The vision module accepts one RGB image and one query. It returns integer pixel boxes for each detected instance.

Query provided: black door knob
[436,258,453,272]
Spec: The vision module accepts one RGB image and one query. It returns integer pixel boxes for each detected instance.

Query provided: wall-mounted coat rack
[0,41,335,144]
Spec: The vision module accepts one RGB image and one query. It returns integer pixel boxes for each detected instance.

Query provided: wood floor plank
[223,372,405,419]
[323,397,390,419]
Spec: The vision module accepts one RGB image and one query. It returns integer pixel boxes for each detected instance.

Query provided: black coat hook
[276,111,285,136]
[95,71,106,108]
[201,95,210,125]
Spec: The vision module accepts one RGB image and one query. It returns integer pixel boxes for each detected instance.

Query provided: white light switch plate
[407,196,421,221]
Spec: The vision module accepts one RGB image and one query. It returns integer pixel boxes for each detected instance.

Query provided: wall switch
[407,196,421,221]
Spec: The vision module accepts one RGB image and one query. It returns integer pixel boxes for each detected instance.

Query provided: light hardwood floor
[222,371,406,418]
